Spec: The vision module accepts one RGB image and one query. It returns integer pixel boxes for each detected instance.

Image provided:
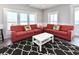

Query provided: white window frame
[4,8,19,31]
[74,7,79,36]
[74,7,79,25]
[28,13,37,25]
[3,8,37,31]
[7,11,19,30]
[19,13,28,25]
[48,12,58,24]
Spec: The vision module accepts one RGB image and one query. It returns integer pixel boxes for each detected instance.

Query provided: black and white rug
[0,38,79,55]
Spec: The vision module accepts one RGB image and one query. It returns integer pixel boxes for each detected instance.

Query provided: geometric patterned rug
[0,38,79,55]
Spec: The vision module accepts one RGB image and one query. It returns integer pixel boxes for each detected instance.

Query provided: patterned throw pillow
[24,25,31,31]
[53,25,60,30]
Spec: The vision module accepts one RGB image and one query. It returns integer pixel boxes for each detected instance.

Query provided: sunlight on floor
[71,37,79,46]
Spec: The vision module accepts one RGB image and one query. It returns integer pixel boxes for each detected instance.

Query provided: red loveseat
[11,24,43,43]
[43,24,74,41]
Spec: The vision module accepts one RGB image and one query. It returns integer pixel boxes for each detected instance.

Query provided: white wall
[0,4,43,39]
[43,4,73,25]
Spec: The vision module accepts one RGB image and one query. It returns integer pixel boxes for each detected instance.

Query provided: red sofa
[11,24,43,43]
[43,24,74,41]
[11,24,74,43]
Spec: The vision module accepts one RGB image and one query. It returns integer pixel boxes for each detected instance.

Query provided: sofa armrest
[67,30,74,39]
[11,31,17,37]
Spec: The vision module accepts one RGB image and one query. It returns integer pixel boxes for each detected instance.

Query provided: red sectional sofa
[43,24,74,41]
[11,24,43,43]
[11,24,74,43]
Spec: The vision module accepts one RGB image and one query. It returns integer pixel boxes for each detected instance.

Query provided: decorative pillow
[53,25,60,30]
[24,25,31,31]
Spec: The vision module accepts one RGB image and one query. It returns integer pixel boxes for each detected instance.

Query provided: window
[75,10,79,25]
[4,8,37,30]
[48,12,58,24]
[29,14,37,24]
[7,11,17,30]
[74,8,79,36]
[20,13,28,25]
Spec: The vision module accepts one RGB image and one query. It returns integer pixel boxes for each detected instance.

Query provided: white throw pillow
[53,25,60,30]
[24,25,31,31]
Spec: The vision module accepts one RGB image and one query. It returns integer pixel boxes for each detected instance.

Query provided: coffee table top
[33,32,53,41]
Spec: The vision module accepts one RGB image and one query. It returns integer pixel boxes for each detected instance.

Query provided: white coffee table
[32,32,54,52]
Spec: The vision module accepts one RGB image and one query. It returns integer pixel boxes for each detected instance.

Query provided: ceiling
[28,4,60,9]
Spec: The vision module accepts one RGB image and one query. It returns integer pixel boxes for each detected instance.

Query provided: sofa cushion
[30,24,37,30]
[44,29,67,35]
[16,31,28,36]
[52,30,67,36]
[16,29,42,36]
[30,29,42,33]
[24,25,31,31]
[11,25,25,32]
[47,24,54,29]
[60,25,73,32]
[44,29,53,32]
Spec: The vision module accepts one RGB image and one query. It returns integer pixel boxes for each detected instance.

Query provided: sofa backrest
[47,24,54,29]
[11,24,38,32]
[60,25,74,32]
[46,24,74,31]
[11,25,25,32]
[30,24,38,30]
